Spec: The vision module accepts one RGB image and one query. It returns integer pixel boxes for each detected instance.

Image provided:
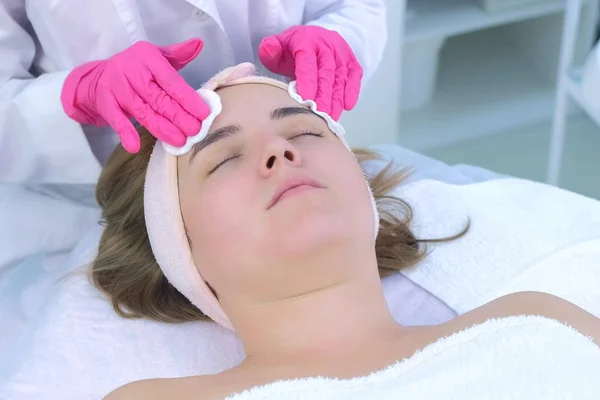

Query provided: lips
[267,175,326,209]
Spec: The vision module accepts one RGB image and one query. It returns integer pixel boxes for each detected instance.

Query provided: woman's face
[177,83,375,307]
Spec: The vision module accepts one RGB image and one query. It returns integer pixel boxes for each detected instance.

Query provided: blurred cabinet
[342,0,599,151]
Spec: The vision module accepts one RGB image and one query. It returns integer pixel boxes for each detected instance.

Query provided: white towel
[395,178,600,317]
[227,316,600,399]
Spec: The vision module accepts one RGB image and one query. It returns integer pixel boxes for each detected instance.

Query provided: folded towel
[396,178,600,317]
[227,315,600,399]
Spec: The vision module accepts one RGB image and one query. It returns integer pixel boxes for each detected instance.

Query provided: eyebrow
[189,106,315,164]
[270,106,313,120]
[189,124,241,164]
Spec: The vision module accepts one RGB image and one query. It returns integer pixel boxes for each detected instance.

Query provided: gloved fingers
[258,36,286,75]
[159,38,204,71]
[312,48,336,116]
[115,87,187,148]
[330,59,347,121]
[148,80,202,137]
[150,57,211,122]
[344,59,363,111]
[99,94,141,154]
[128,67,201,137]
[294,48,319,104]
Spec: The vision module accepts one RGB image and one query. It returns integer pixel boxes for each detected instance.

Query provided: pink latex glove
[258,25,363,121]
[61,39,210,153]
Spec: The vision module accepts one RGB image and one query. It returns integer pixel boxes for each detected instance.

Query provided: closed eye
[208,154,242,174]
[289,131,324,140]
[207,131,322,174]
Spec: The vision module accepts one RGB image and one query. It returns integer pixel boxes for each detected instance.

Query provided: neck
[229,249,404,364]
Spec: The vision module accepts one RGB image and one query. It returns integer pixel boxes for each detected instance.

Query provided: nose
[259,137,301,177]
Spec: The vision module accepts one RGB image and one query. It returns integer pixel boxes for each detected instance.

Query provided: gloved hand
[61,39,209,153]
[258,25,363,121]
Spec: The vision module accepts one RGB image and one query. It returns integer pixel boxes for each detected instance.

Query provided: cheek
[182,179,253,282]
[328,152,375,232]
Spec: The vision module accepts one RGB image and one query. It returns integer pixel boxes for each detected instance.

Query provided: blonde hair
[91,128,466,323]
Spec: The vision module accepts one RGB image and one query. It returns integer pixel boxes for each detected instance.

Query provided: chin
[267,192,372,251]
[271,212,361,259]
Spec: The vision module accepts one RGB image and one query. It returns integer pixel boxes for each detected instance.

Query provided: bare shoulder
[103,378,182,400]
[103,375,224,400]
[103,379,160,400]
[451,291,600,345]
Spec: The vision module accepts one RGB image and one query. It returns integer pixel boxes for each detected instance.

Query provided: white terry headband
[144,63,379,331]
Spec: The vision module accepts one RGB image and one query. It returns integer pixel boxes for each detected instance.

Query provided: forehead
[212,83,301,127]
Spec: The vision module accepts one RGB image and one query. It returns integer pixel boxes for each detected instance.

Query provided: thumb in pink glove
[61,39,209,153]
[258,25,363,121]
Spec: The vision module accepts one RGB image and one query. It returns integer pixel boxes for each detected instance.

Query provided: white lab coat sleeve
[304,0,387,84]
[0,1,102,184]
